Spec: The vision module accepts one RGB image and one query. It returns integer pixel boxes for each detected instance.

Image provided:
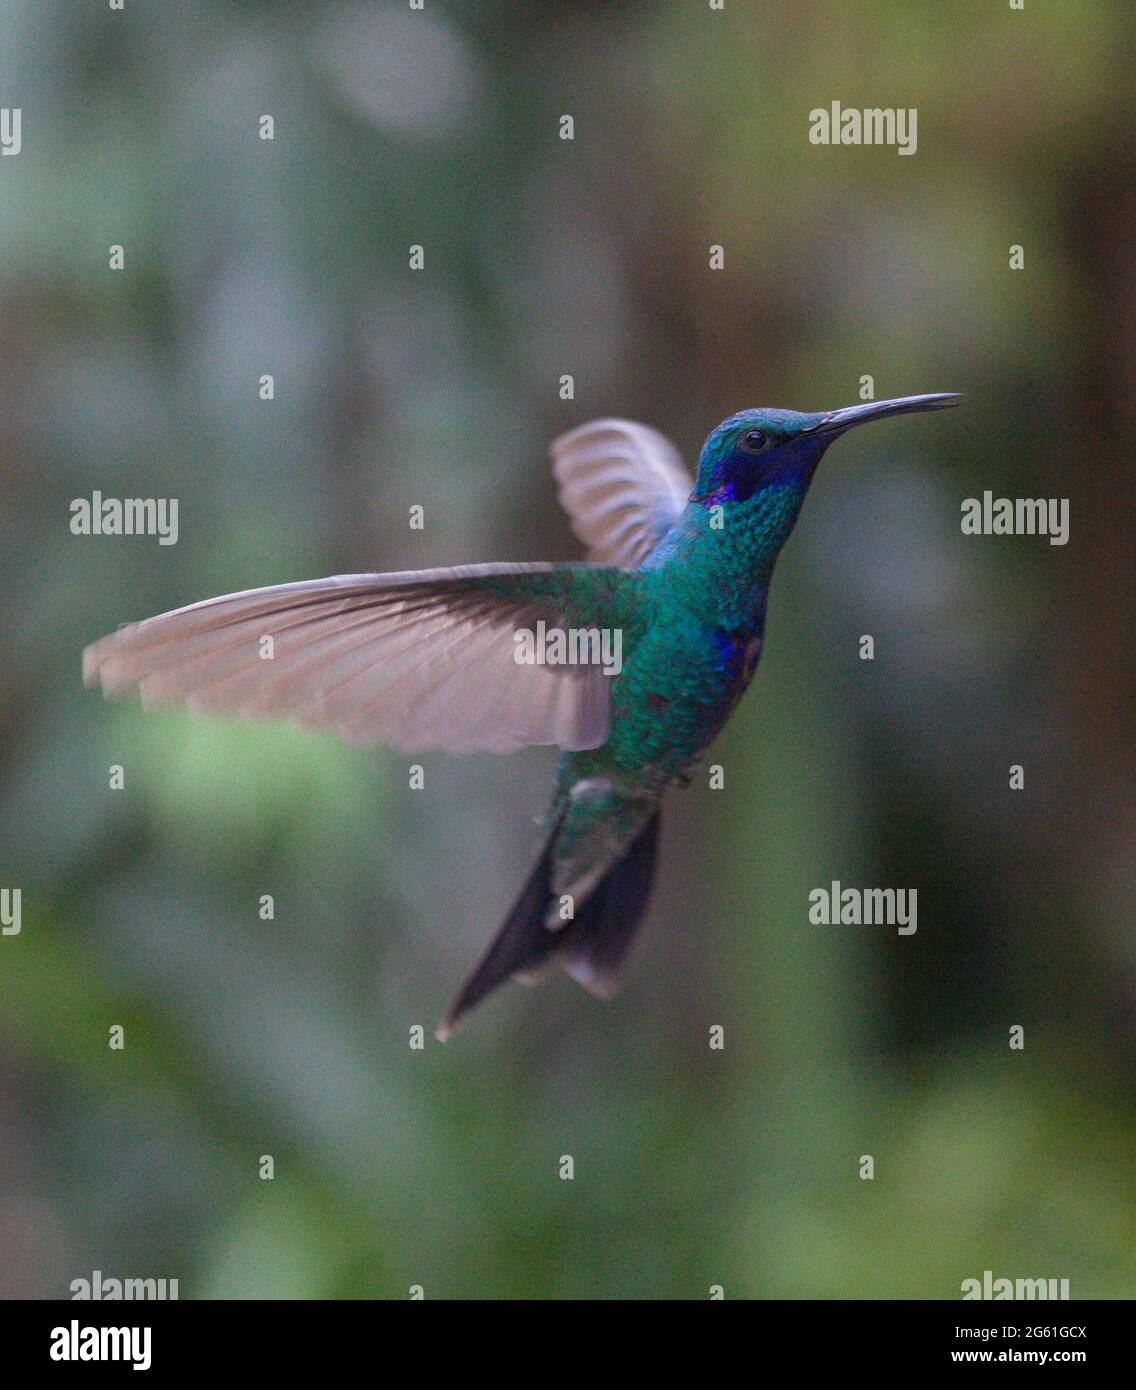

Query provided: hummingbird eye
[740,429,767,453]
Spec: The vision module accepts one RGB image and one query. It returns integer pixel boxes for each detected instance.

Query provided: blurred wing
[83,564,626,754]
[550,418,693,567]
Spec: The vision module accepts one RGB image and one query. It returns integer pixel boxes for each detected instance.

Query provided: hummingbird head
[692,394,964,507]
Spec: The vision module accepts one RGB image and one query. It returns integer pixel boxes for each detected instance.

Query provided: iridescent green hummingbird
[83,393,962,1038]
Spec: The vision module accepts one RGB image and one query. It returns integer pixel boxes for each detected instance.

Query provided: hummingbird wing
[550,418,693,567]
[83,563,635,754]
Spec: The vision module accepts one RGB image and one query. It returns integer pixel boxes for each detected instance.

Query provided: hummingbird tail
[555,810,659,999]
[436,810,661,1041]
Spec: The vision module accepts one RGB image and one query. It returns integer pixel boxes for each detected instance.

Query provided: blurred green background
[2,0,1134,1299]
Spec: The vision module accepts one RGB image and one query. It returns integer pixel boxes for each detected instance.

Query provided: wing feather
[550,419,692,567]
[83,564,625,754]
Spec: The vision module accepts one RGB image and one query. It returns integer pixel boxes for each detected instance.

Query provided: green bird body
[83,394,961,1038]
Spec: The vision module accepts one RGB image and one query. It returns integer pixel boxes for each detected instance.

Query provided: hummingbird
[83,393,962,1039]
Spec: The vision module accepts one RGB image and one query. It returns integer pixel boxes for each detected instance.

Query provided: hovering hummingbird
[83,393,962,1039]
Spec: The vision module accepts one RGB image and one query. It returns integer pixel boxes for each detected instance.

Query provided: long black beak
[815,392,964,435]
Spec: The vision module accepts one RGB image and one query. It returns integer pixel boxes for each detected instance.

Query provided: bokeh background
[2,0,1134,1299]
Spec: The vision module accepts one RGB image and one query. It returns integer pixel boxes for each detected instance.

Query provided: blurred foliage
[1,0,1134,1298]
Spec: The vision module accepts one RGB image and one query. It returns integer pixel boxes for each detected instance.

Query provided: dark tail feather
[436,811,661,1041]
[435,816,564,1041]
[557,811,660,998]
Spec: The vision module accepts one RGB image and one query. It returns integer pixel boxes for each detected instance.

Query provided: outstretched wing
[83,563,636,754]
[550,418,693,568]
